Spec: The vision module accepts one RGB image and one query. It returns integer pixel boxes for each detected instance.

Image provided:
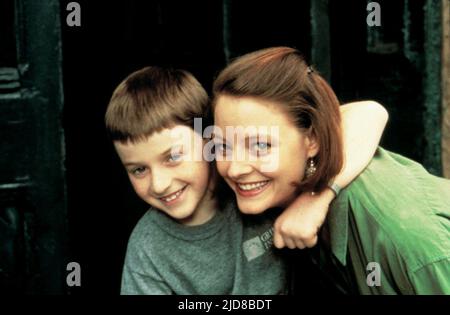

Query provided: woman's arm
[273,101,388,249]
[334,100,389,188]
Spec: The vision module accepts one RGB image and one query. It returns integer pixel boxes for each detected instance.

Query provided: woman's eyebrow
[214,131,279,144]
[246,134,271,140]
[245,132,279,143]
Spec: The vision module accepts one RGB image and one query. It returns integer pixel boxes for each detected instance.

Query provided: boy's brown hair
[105,66,211,143]
[212,47,344,193]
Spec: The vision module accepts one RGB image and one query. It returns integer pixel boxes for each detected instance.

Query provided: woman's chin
[236,200,267,215]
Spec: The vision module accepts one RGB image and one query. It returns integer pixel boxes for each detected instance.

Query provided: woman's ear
[305,128,319,158]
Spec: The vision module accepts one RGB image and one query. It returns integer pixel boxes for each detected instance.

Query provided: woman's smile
[235,180,271,197]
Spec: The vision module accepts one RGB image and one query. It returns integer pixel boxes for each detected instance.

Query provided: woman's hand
[273,189,335,249]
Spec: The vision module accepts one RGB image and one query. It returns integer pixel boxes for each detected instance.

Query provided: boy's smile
[158,184,188,205]
[114,125,217,226]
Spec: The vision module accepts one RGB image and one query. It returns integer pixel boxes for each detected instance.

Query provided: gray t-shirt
[121,201,288,295]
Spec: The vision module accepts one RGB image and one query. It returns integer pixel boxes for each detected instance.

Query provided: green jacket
[314,147,450,294]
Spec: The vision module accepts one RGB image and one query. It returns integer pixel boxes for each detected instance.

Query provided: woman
[212,47,450,294]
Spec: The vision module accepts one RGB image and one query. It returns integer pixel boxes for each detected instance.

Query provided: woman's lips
[235,180,270,197]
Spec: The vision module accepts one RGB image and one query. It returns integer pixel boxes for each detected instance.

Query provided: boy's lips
[159,185,188,205]
[234,180,270,197]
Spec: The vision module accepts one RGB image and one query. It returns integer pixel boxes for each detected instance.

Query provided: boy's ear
[305,128,319,158]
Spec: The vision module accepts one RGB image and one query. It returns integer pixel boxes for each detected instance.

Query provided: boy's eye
[131,167,147,176]
[168,153,183,163]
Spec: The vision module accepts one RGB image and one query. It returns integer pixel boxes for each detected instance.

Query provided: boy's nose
[148,171,172,196]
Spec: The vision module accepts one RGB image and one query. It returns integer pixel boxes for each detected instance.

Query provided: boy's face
[114,126,215,226]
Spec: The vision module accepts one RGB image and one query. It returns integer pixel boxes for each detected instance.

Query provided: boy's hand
[273,189,335,249]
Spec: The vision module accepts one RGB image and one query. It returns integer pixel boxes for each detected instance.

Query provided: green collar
[326,188,350,266]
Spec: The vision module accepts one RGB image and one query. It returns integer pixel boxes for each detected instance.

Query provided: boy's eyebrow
[123,161,142,167]
[123,145,184,167]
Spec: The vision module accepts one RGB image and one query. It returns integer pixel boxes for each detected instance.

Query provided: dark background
[0,0,445,294]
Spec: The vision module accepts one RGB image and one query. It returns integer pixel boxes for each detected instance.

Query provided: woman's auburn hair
[212,47,344,193]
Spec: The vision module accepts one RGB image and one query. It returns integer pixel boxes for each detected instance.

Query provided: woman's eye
[253,142,270,151]
[251,142,271,156]
[256,142,269,150]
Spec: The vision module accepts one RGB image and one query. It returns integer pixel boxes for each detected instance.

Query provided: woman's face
[214,95,318,214]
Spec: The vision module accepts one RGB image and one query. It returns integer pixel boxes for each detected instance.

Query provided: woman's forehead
[214,95,290,126]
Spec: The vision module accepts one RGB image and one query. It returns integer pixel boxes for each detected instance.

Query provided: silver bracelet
[328,182,342,197]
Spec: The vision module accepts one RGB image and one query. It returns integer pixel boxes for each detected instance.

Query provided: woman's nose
[226,160,253,180]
